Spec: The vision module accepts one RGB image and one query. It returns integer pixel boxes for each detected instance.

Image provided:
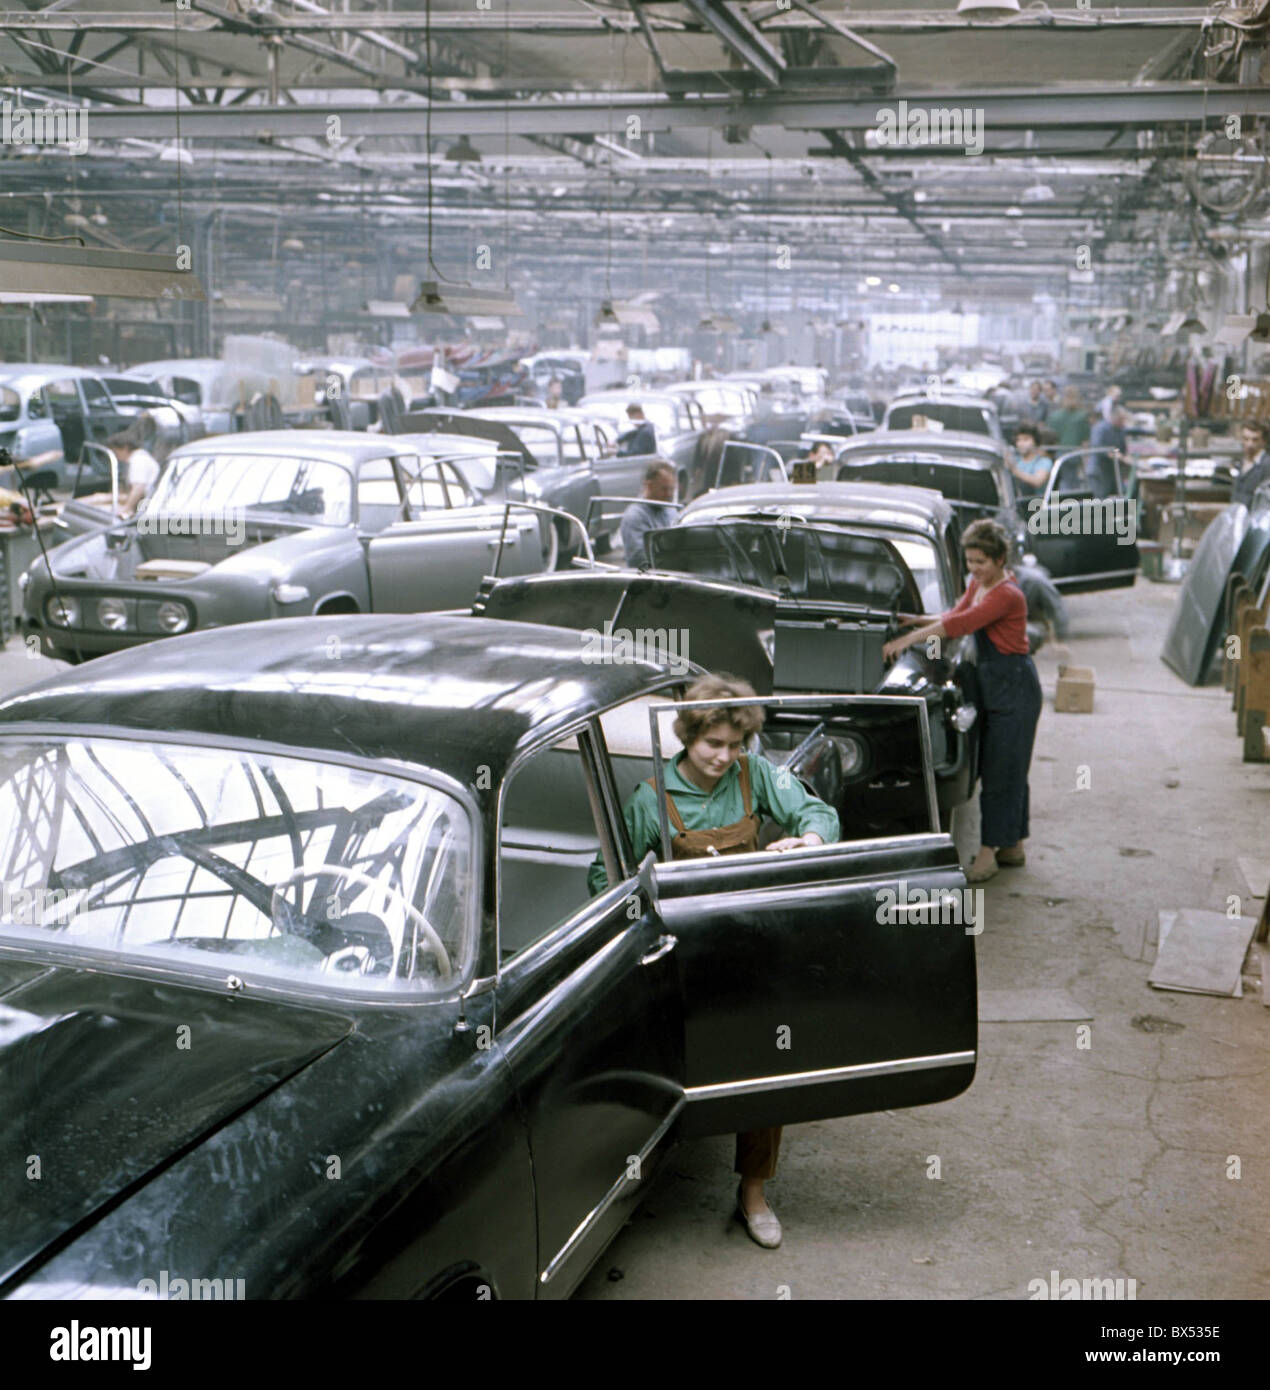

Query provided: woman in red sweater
[881,518,1043,883]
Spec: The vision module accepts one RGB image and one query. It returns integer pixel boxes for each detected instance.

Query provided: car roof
[886,392,996,410]
[166,431,418,465]
[0,364,102,386]
[0,615,676,804]
[682,480,953,531]
[836,428,1006,460]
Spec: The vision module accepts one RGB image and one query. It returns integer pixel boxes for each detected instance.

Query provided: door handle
[639,934,677,966]
[486,534,519,546]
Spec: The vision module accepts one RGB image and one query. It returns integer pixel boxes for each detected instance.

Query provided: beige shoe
[966,854,999,883]
[736,1186,782,1248]
[996,846,1026,866]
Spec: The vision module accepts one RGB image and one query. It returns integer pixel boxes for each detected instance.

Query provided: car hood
[0,955,352,1291]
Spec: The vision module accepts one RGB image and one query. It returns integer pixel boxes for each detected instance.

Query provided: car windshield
[837,456,1002,507]
[0,387,18,422]
[691,386,745,417]
[507,424,559,467]
[887,402,992,435]
[0,738,475,994]
[103,378,164,401]
[149,453,354,526]
[651,521,917,610]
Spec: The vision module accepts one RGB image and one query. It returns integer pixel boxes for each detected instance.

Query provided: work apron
[650,756,781,1181]
[973,621,1043,849]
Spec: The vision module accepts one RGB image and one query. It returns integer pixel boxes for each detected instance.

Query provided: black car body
[477,480,983,836]
[0,615,976,1299]
[831,430,1138,600]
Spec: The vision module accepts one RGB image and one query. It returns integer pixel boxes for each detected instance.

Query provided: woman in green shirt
[590,673,840,1250]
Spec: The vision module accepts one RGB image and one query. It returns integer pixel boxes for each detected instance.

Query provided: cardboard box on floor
[1055,663,1095,712]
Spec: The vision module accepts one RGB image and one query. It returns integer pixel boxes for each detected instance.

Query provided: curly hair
[960,517,1011,565]
[673,673,765,746]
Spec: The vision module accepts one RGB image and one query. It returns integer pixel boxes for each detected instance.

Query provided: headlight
[952,703,977,733]
[96,597,129,632]
[155,601,190,634]
[45,595,80,628]
[838,733,867,778]
[272,583,310,605]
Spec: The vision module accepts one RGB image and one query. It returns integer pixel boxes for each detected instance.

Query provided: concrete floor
[0,584,1264,1302]
[574,579,1270,1301]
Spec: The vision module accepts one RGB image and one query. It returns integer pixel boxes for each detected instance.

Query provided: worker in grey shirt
[620,461,678,568]
[1232,421,1270,509]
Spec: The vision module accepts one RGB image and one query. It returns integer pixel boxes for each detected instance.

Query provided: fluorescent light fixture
[1021,182,1055,202]
[956,0,1021,12]
[0,240,205,301]
[865,275,882,287]
[410,280,524,317]
[363,299,411,318]
[468,315,506,331]
[887,283,900,293]
[595,298,658,330]
[0,291,92,305]
[1005,205,1023,217]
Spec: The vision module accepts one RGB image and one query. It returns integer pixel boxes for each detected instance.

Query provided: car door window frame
[495,716,633,967]
[645,692,940,863]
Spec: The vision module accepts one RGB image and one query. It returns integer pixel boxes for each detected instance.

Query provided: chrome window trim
[684,1050,976,1102]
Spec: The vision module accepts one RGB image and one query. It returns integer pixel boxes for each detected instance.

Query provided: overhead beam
[0,7,1221,30]
[49,84,1267,140]
[676,0,787,86]
[819,128,960,271]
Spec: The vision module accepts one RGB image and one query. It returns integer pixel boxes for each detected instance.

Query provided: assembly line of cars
[0,358,1159,1298]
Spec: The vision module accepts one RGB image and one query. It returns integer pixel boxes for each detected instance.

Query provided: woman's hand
[766,832,823,853]
[882,634,911,664]
[895,612,928,627]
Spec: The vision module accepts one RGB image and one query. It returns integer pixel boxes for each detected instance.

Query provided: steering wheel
[269,864,452,981]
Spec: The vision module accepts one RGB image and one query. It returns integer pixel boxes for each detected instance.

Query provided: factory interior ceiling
[1,0,1268,328]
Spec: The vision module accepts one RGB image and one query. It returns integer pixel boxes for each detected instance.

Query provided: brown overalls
[651,756,783,1182]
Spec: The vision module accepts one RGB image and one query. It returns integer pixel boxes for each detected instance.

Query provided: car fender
[212,528,371,610]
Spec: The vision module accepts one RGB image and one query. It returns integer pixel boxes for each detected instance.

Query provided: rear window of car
[0,737,477,995]
[886,402,992,436]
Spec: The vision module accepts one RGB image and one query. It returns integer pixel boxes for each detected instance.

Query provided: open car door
[1023,448,1140,593]
[632,693,978,1137]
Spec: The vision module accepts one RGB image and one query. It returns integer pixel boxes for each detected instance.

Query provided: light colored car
[0,365,133,490]
[21,431,543,661]
[123,359,275,437]
[407,406,619,567]
[575,389,708,496]
[664,380,758,431]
